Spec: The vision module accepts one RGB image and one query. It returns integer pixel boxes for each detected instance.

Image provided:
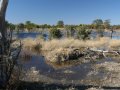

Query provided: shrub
[34,43,42,51]
[57,20,64,28]
[50,28,62,39]
[77,26,91,40]
[65,25,75,37]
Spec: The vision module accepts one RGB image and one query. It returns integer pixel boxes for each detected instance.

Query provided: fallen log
[90,48,120,58]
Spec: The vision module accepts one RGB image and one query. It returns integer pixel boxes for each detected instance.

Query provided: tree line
[6,19,120,32]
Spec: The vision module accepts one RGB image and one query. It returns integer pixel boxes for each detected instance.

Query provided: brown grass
[42,37,110,50]
[22,37,120,63]
[109,39,120,48]
[22,37,44,50]
[22,37,120,51]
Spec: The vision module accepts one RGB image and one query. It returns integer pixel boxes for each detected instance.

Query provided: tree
[50,28,62,39]
[17,23,25,31]
[57,20,64,28]
[92,19,104,37]
[104,19,111,30]
[64,25,75,37]
[0,0,21,89]
[92,19,103,29]
[25,21,31,25]
[40,24,51,29]
[5,21,16,30]
[25,21,36,31]
[77,26,91,40]
[0,0,9,41]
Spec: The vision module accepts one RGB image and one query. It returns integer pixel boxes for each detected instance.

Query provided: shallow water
[16,31,120,89]
[15,31,120,40]
[15,32,49,40]
[19,52,120,87]
[20,55,92,80]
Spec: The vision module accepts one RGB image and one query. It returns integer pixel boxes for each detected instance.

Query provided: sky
[6,0,120,25]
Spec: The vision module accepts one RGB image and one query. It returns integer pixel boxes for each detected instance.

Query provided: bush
[65,25,75,37]
[34,43,42,51]
[77,26,91,40]
[50,28,62,39]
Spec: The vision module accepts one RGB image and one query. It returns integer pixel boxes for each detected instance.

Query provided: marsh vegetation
[1,0,120,89]
[17,30,120,90]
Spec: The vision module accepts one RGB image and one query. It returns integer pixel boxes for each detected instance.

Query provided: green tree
[64,25,75,37]
[17,23,24,30]
[57,20,64,28]
[92,19,103,29]
[41,24,51,29]
[25,21,31,25]
[104,19,111,30]
[9,23,15,30]
[6,22,16,30]
[50,28,62,39]
[92,19,104,37]
[25,21,36,31]
[77,26,91,40]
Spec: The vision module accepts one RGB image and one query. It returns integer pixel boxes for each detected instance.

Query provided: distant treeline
[6,19,120,31]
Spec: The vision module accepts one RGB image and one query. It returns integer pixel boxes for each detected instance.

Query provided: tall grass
[22,37,120,51]
[22,37,44,50]
[42,37,116,50]
[109,39,120,48]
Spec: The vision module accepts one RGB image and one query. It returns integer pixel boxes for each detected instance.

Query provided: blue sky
[6,0,120,25]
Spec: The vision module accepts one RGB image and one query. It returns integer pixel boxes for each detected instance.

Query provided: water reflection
[19,53,97,83]
[14,31,120,40]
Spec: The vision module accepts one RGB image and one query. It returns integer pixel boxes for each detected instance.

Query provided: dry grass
[42,37,110,50]
[22,37,120,51]
[22,38,36,50]
[22,37,44,50]
[109,39,120,48]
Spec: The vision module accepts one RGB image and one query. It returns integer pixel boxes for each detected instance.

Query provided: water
[17,31,120,88]
[17,32,41,39]
[15,31,120,40]
[14,32,49,40]
[19,52,120,87]
[90,31,120,39]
